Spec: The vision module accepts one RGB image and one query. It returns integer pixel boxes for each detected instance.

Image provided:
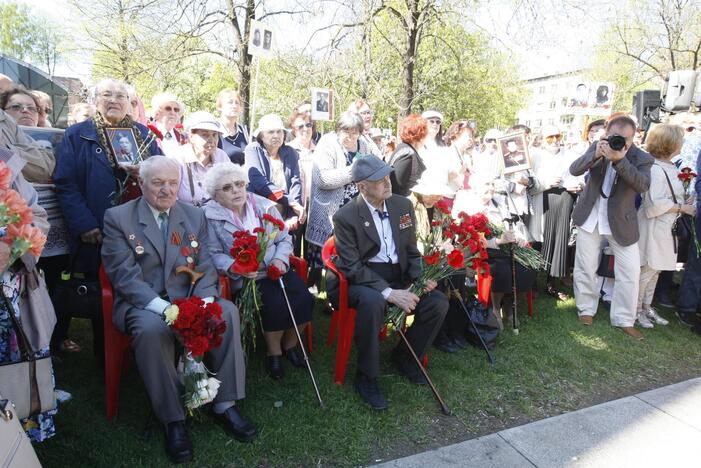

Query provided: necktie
[158,212,169,242]
[376,209,389,220]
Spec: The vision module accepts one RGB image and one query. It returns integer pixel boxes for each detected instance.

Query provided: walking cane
[389,316,451,416]
[176,265,205,298]
[507,219,520,336]
[278,277,325,409]
[447,277,495,364]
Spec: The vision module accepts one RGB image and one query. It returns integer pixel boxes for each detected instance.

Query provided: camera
[604,134,626,151]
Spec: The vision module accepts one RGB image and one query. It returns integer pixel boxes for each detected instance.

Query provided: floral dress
[0,270,57,442]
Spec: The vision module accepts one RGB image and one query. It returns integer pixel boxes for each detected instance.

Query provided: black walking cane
[506,217,520,335]
[278,277,325,408]
[447,277,495,364]
[389,315,451,415]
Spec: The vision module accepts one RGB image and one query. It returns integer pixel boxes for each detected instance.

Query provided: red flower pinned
[267,264,283,280]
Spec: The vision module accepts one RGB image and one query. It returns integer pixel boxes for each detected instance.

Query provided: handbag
[0,397,42,468]
[19,268,57,352]
[50,245,102,320]
[463,296,500,350]
[0,289,56,421]
[659,165,692,259]
[596,250,615,278]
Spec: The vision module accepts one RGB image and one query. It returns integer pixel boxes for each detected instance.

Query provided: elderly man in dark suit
[101,156,255,463]
[569,115,654,339]
[331,155,448,410]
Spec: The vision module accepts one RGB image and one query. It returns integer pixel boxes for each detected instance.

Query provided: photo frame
[248,19,274,57]
[310,87,333,121]
[497,132,530,174]
[106,127,139,165]
[19,126,64,156]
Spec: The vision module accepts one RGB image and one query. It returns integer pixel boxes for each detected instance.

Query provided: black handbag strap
[657,163,679,205]
[0,286,36,360]
[66,242,99,276]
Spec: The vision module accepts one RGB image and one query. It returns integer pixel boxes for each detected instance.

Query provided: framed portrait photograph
[20,126,64,155]
[106,127,139,165]
[497,132,530,174]
[311,88,333,121]
[248,19,273,57]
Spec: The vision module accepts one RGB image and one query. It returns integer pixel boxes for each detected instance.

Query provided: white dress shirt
[362,195,398,300]
[580,160,616,236]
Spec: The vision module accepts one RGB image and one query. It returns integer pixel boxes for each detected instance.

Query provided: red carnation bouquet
[0,161,47,272]
[229,213,286,352]
[164,296,227,411]
[385,200,492,327]
[678,166,700,255]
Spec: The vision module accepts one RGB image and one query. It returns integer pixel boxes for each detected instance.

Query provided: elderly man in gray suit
[101,156,255,464]
[569,115,654,339]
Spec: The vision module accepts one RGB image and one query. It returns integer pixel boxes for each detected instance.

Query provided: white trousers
[638,265,660,310]
[573,227,639,327]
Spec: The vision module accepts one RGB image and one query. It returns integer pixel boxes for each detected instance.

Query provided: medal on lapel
[135,240,145,255]
[180,234,200,267]
[171,231,182,246]
[399,213,412,230]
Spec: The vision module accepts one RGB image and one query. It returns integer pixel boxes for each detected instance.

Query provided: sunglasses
[6,104,38,114]
[545,134,562,144]
[294,122,313,130]
[427,118,442,124]
[484,138,496,143]
[219,181,247,192]
[163,105,181,113]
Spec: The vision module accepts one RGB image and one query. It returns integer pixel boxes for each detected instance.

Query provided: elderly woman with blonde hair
[216,88,249,164]
[203,162,313,380]
[636,124,691,328]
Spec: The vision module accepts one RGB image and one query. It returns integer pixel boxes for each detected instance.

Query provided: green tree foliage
[0,2,36,61]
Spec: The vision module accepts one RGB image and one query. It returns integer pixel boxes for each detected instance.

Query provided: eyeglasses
[687,126,697,132]
[484,138,496,143]
[163,105,181,113]
[43,107,53,114]
[98,92,129,102]
[359,110,373,116]
[5,104,38,114]
[294,122,313,130]
[218,181,247,192]
[545,134,562,144]
[427,118,442,124]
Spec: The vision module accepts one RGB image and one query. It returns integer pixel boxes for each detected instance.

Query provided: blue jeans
[678,242,701,313]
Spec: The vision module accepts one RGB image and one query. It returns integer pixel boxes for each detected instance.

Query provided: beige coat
[638,161,685,271]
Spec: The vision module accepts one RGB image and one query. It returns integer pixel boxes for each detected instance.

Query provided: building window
[560,114,574,124]
[538,86,546,94]
[561,97,568,107]
[549,100,556,109]
[525,120,531,127]
[535,119,542,127]
[548,118,555,125]
[551,84,557,93]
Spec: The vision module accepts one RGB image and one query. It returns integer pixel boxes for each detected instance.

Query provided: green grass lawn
[34,292,701,467]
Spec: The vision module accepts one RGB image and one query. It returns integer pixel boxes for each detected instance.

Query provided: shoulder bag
[0,289,56,421]
[658,164,692,260]
[0,397,42,468]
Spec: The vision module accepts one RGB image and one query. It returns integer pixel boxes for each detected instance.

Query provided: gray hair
[95,78,129,96]
[139,156,181,181]
[204,162,248,197]
[335,111,364,133]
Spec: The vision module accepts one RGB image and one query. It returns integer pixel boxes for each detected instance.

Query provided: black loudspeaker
[632,90,661,130]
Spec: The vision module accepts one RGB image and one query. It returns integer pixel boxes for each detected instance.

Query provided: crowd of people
[2,72,701,463]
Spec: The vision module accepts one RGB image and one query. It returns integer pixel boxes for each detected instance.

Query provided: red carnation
[435,199,452,215]
[423,251,440,265]
[447,249,465,269]
[267,263,283,280]
[253,227,265,234]
[188,336,210,357]
[147,124,163,140]
[231,248,259,275]
[470,213,489,232]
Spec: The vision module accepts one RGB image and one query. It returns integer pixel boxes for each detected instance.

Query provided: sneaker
[636,310,654,329]
[645,307,669,326]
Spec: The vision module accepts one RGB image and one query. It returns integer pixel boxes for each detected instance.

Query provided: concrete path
[374,377,701,468]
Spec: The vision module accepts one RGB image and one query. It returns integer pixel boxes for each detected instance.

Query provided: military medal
[135,241,145,255]
[128,234,135,241]
[190,240,198,248]
[364,221,370,227]
[171,231,182,245]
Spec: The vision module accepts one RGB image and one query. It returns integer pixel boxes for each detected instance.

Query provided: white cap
[541,124,561,138]
[369,127,383,138]
[254,113,287,136]
[483,128,503,140]
[151,92,184,115]
[411,171,455,198]
[184,111,224,134]
[421,110,444,122]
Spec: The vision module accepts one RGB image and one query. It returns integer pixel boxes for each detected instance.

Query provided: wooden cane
[390,317,451,415]
[278,277,325,408]
[176,265,206,298]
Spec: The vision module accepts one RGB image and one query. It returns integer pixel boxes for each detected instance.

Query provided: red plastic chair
[476,271,533,317]
[322,237,427,385]
[99,265,133,420]
[219,256,313,353]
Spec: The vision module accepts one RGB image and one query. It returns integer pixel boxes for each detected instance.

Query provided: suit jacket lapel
[138,198,165,263]
[164,203,185,277]
[356,196,381,248]
[386,197,406,270]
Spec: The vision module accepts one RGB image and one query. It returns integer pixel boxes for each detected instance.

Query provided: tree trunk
[399,2,420,117]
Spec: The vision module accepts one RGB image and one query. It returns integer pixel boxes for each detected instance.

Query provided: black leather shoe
[354,373,388,410]
[449,334,469,349]
[267,355,284,379]
[164,421,193,464]
[219,406,257,442]
[284,345,305,368]
[391,352,428,385]
[433,337,458,353]
[677,310,697,327]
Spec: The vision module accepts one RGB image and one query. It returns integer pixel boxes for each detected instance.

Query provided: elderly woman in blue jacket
[203,162,313,380]
[53,78,161,273]
[244,113,304,232]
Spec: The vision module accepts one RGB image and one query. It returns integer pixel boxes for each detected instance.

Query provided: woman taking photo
[175,111,230,207]
[244,114,304,232]
[203,162,314,379]
[636,124,690,328]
